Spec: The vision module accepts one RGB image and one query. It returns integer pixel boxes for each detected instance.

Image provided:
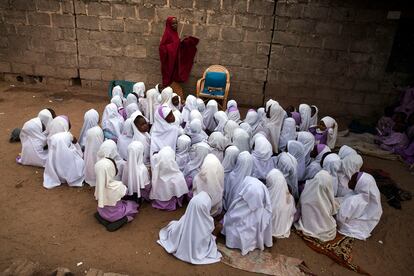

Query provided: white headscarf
[130,111,151,165]
[239,122,252,138]
[338,145,357,159]
[187,119,208,145]
[226,99,241,123]
[111,95,124,109]
[102,103,124,138]
[337,154,363,197]
[19,117,48,167]
[275,152,298,199]
[232,128,250,153]
[43,132,84,189]
[266,169,296,238]
[223,120,239,141]
[182,95,197,123]
[257,107,266,123]
[314,144,331,163]
[251,135,274,180]
[125,103,139,118]
[294,170,338,242]
[176,135,191,172]
[111,85,124,98]
[287,141,306,182]
[264,101,285,153]
[150,104,179,156]
[193,154,224,216]
[223,151,253,211]
[208,132,228,162]
[184,142,211,179]
[117,118,134,160]
[94,158,127,208]
[321,116,338,149]
[222,145,240,174]
[79,109,99,148]
[245,109,260,132]
[157,191,222,264]
[160,86,174,108]
[189,109,205,129]
[279,118,297,152]
[337,173,382,240]
[146,88,160,124]
[38,109,53,133]
[47,116,69,139]
[196,98,206,113]
[298,104,312,131]
[213,111,228,133]
[122,141,150,197]
[222,176,273,256]
[84,126,104,186]
[203,100,218,132]
[97,139,125,180]
[297,131,315,165]
[126,93,138,107]
[321,153,341,196]
[310,105,318,126]
[133,82,145,98]
[150,146,189,201]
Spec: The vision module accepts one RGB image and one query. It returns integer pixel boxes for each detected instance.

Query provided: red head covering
[159,17,180,86]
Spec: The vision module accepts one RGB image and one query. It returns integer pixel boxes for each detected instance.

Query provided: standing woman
[159,16,180,87]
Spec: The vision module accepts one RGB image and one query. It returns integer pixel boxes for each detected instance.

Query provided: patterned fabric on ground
[295,230,370,275]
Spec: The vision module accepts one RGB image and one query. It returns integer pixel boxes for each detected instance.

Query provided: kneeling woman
[94,158,139,231]
[150,146,189,211]
[157,191,222,265]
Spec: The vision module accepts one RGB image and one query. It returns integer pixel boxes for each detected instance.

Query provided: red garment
[174,36,199,83]
[159,17,180,87]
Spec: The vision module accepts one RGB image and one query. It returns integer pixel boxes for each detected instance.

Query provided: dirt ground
[0,81,413,276]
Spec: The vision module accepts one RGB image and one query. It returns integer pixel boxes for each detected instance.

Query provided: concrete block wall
[0,0,406,121]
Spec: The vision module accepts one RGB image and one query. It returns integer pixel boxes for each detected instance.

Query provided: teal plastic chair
[196,65,230,110]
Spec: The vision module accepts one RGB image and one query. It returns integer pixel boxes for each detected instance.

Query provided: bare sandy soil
[0,82,413,276]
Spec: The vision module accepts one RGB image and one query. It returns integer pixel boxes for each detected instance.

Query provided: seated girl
[226,100,241,123]
[309,116,338,149]
[157,191,222,264]
[337,172,382,240]
[94,158,139,232]
[102,103,124,143]
[150,146,189,211]
[18,117,48,167]
[176,134,191,172]
[208,132,227,162]
[251,135,274,181]
[150,104,179,157]
[111,95,127,120]
[117,118,134,160]
[78,109,99,151]
[97,140,125,180]
[43,132,85,189]
[131,112,151,166]
[84,126,104,187]
[222,176,273,255]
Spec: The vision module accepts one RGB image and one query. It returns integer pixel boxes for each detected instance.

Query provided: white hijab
[310,105,318,126]
[298,104,312,131]
[112,85,124,98]
[157,191,222,264]
[222,145,240,173]
[20,117,48,167]
[321,116,338,149]
[203,100,218,132]
[122,141,150,197]
[244,109,260,133]
[197,98,206,113]
[126,93,138,107]
[226,99,241,123]
[133,82,145,98]
[84,126,104,187]
[279,118,297,152]
[275,152,298,199]
[79,109,99,148]
[189,109,205,129]
[125,103,139,118]
[337,154,363,197]
[146,88,160,124]
[337,173,382,240]
[222,176,273,256]
[193,154,224,216]
[213,111,228,133]
[223,120,239,141]
[338,145,357,159]
[43,132,84,189]
[111,95,124,109]
[47,116,69,139]
[187,119,208,145]
[182,95,197,123]
[265,101,285,153]
[232,128,250,153]
[294,170,338,242]
[321,153,341,196]
[102,103,124,138]
[38,109,53,132]
[150,104,179,156]
[97,139,125,180]
[94,158,127,208]
[117,118,134,160]
[160,86,174,108]
[251,135,274,180]
[208,132,228,162]
[297,131,315,165]
[130,111,151,165]
[184,142,211,179]
[239,122,252,138]
[287,140,306,182]
[176,134,191,172]
[150,146,189,201]
[223,151,253,211]
[266,169,296,238]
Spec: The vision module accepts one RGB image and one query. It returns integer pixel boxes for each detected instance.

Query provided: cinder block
[288,19,315,33]
[303,6,329,19]
[61,0,74,14]
[36,0,60,12]
[27,12,51,26]
[299,34,323,48]
[101,19,124,32]
[52,14,75,28]
[12,63,34,74]
[222,27,243,42]
[55,41,77,53]
[275,3,304,18]
[5,11,27,24]
[80,68,101,80]
[222,0,247,13]
[0,62,11,72]
[207,13,233,26]
[74,0,87,15]
[248,0,275,16]
[272,31,300,46]
[125,45,147,58]
[245,30,272,43]
[324,37,349,51]
[195,0,221,11]
[170,0,194,9]
[125,19,149,33]
[235,15,260,29]
[12,0,36,11]
[315,22,341,35]
[112,4,136,19]
[138,6,155,20]
[354,80,378,91]
[87,2,111,17]
[77,15,100,30]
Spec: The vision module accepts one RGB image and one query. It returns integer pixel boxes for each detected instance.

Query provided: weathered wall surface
[0,0,406,120]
